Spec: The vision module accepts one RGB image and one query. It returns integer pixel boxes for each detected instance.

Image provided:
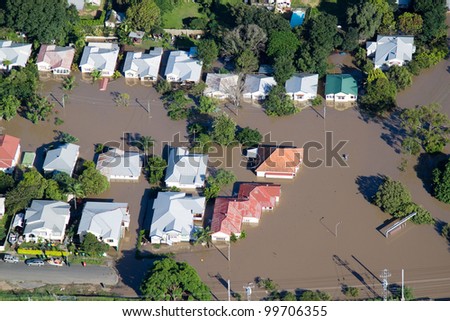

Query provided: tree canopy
[267,30,299,58]
[78,161,110,196]
[236,127,262,147]
[433,159,450,204]
[400,103,450,154]
[212,114,236,146]
[222,24,267,57]
[197,39,219,70]
[4,0,71,43]
[147,156,167,185]
[81,232,110,256]
[126,0,161,33]
[346,1,383,41]
[141,258,212,301]
[265,85,298,117]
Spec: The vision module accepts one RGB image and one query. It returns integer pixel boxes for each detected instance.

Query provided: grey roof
[150,192,205,239]
[243,74,277,96]
[164,51,202,82]
[204,73,239,95]
[43,143,79,176]
[79,42,119,72]
[370,35,415,68]
[165,147,208,187]
[96,148,142,180]
[128,31,145,39]
[24,200,70,237]
[285,73,319,95]
[77,202,129,243]
[0,41,32,68]
[68,0,84,10]
[258,65,274,75]
[123,48,163,79]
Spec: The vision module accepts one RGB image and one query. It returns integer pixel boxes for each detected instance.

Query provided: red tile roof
[211,198,244,236]
[211,183,281,236]
[0,135,20,169]
[255,147,303,175]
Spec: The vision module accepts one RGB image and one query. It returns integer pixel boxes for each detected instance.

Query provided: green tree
[273,54,296,84]
[398,12,423,35]
[147,156,167,185]
[57,131,79,144]
[341,27,360,51]
[441,223,450,242]
[114,93,130,107]
[265,85,298,117]
[0,95,20,121]
[91,69,102,82]
[81,232,110,256]
[5,169,47,215]
[433,160,450,204]
[196,96,218,114]
[267,30,299,58]
[44,179,65,201]
[212,114,236,146]
[5,0,73,43]
[67,180,84,210]
[141,258,212,301]
[155,79,171,94]
[126,0,161,33]
[165,90,191,121]
[386,66,412,91]
[204,169,236,200]
[25,95,54,124]
[374,178,412,215]
[222,24,267,57]
[62,76,76,91]
[0,172,14,194]
[193,227,212,247]
[138,136,155,156]
[299,290,332,301]
[400,103,450,154]
[414,0,447,43]
[204,183,221,201]
[360,77,397,114]
[346,1,383,41]
[197,39,219,70]
[367,68,387,84]
[344,286,359,298]
[236,127,262,147]
[236,49,259,74]
[78,162,110,196]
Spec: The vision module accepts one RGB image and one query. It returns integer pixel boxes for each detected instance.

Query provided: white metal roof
[0,40,32,68]
[123,48,163,79]
[24,200,70,237]
[285,73,319,95]
[43,143,79,175]
[165,147,208,187]
[164,51,202,82]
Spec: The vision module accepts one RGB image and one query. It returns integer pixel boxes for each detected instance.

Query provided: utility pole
[335,221,342,238]
[62,94,65,109]
[147,100,152,119]
[243,283,255,301]
[401,269,405,301]
[380,269,391,301]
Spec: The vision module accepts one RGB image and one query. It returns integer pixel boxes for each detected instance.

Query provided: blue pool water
[290,10,305,28]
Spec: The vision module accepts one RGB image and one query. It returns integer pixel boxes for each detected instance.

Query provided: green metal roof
[325,74,358,96]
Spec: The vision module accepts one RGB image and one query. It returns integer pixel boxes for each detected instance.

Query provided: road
[0,261,119,286]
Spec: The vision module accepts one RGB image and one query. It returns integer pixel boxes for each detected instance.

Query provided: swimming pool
[290,9,305,28]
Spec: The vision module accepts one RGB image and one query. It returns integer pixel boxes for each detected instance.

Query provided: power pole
[62,94,65,109]
[147,100,152,119]
[401,269,405,301]
[380,269,391,301]
[243,282,255,301]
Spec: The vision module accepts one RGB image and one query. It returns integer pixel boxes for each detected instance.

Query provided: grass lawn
[292,0,320,8]
[162,2,207,29]
[219,0,242,5]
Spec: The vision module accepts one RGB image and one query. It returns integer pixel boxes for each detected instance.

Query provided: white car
[3,254,19,263]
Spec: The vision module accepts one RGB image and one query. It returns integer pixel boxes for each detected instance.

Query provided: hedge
[17,249,70,256]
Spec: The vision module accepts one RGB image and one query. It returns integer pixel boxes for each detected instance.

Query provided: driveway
[0,261,119,286]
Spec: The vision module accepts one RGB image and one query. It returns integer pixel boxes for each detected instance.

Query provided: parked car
[3,254,19,263]
[25,258,45,266]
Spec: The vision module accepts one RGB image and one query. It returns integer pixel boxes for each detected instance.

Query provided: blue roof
[290,10,305,28]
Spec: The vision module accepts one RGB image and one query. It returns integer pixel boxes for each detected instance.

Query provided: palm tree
[139,136,155,156]
[62,75,76,91]
[67,181,85,210]
[91,69,102,83]
[2,59,12,71]
[194,226,212,248]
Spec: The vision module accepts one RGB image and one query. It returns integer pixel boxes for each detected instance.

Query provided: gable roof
[164,51,202,82]
[243,75,277,95]
[36,45,75,70]
[372,35,415,67]
[0,135,20,169]
[165,50,201,80]
[0,40,32,67]
[211,198,244,236]
[42,143,79,175]
[165,147,208,186]
[79,42,119,71]
[68,0,84,10]
[123,48,163,78]
[24,200,70,237]
[285,73,319,95]
[204,73,239,95]
[325,74,358,96]
[150,192,205,238]
[237,183,281,209]
[255,147,303,175]
[96,148,142,179]
[78,202,129,242]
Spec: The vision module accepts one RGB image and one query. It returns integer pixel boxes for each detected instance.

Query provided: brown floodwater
[2,16,450,299]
